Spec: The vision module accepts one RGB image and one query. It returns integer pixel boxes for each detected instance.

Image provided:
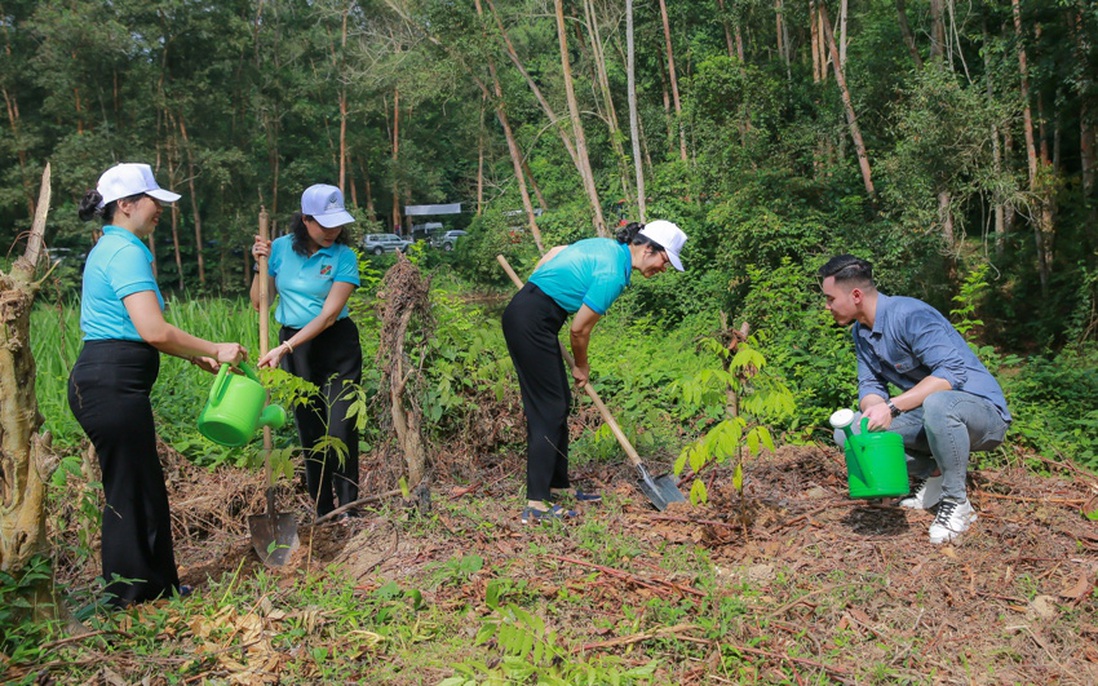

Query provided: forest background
[4,0,1096,457]
[2,0,1098,681]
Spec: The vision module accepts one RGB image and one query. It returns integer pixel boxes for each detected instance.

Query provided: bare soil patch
[43,440,1098,684]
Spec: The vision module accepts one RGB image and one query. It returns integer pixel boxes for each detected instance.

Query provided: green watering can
[829,409,909,499]
[197,362,287,447]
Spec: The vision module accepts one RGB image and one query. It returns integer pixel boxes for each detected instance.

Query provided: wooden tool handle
[258,207,271,357]
[496,254,644,468]
[258,208,274,484]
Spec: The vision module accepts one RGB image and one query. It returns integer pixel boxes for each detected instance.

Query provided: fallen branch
[648,514,742,529]
[544,554,705,598]
[575,623,701,653]
[765,586,834,619]
[775,503,844,531]
[584,630,852,681]
[976,491,1085,506]
[308,489,403,526]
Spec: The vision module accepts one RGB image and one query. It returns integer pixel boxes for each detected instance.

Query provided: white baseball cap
[97,163,181,208]
[301,184,355,228]
[639,220,687,271]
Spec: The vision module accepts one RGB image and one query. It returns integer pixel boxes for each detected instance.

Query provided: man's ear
[850,287,864,304]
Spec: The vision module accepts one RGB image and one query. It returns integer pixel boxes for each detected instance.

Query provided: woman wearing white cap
[502,220,687,523]
[250,184,362,519]
[69,162,248,607]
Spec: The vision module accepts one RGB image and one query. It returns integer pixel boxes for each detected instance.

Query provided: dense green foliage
[2,0,1095,351]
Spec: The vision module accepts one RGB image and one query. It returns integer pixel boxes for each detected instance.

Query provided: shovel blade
[248,513,300,567]
[635,463,687,512]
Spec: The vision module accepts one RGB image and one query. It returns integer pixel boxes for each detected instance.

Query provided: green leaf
[689,478,709,505]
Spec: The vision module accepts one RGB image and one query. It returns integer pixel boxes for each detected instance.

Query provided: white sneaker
[899,475,943,509]
[928,498,977,544]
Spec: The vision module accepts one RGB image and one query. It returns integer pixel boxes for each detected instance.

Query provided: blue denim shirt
[853,293,1011,422]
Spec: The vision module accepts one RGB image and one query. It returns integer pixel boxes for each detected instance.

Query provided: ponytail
[615,221,665,252]
[78,190,104,222]
[615,221,643,244]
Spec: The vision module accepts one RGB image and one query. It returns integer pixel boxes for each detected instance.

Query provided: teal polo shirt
[268,235,360,328]
[528,238,632,314]
[80,225,164,341]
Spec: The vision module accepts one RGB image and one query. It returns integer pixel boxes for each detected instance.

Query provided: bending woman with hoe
[502,220,688,523]
[250,184,362,520]
[69,163,248,608]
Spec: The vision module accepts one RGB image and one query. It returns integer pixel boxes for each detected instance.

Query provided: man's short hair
[818,254,875,288]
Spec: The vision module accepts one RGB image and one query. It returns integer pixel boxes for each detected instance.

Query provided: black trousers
[280,317,362,516]
[502,283,572,502]
[68,340,178,608]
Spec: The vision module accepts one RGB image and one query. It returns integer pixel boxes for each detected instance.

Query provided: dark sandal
[521,504,577,524]
[574,489,602,503]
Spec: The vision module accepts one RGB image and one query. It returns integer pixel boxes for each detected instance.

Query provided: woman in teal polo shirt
[251,184,362,519]
[69,162,248,608]
[502,220,687,523]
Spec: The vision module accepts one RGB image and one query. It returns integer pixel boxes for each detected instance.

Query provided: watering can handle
[214,360,261,385]
[860,416,870,434]
[207,363,231,404]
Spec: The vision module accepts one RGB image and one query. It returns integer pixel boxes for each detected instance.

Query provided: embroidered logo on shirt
[320,264,333,276]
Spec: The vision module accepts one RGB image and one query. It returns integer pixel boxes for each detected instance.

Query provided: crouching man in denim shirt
[819,255,1011,544]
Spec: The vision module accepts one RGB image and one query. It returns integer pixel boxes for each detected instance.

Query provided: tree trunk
[811,1,821,83]
[716,0,735,60]
[1072,6,1097,244]
[984,19,1006,256]
[391,87,402,234]
[938,190,954,248]
[821,6,876,199]
[839,0,849,69]
[627,0,646,221]
[164,131,185,291]
[1,86,34,217]
[895,0,924,69]
[776,0,791,80]
[582,0,632,205]
[363,160,376,221]
[0,164,60,620]
[929,0,946,64]
[477,97,486,216]
[339,9,349,192]
[658,0,688,162]
[522,159,548,211]
[1083,100,1096,210]
[178,115,206,287]
[485,0,581,172]
[1013,0,1052,297]
[554,0,608,236]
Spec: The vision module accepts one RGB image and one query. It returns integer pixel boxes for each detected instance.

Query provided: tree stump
[0,164,61,620]
[376,254,432,495]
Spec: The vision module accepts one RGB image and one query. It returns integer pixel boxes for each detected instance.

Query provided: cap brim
[315,210,355,228]
[668,252,684,271]
[147,188,181,204]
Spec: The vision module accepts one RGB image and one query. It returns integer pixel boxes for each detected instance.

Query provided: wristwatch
[886,399,902,418]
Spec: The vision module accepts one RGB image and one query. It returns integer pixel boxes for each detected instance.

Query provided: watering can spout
[259,404,287,431]
[829,408,856,441]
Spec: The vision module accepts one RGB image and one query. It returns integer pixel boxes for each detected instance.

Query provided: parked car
[362,233,412,255]
[430,230,468,251]
[411,221,444,242]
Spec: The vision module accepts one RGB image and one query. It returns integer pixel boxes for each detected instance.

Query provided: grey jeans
[835,391,1009,501]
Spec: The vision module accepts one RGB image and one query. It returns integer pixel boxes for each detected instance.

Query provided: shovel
[497,254,687,511]
[248,207,300,566]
